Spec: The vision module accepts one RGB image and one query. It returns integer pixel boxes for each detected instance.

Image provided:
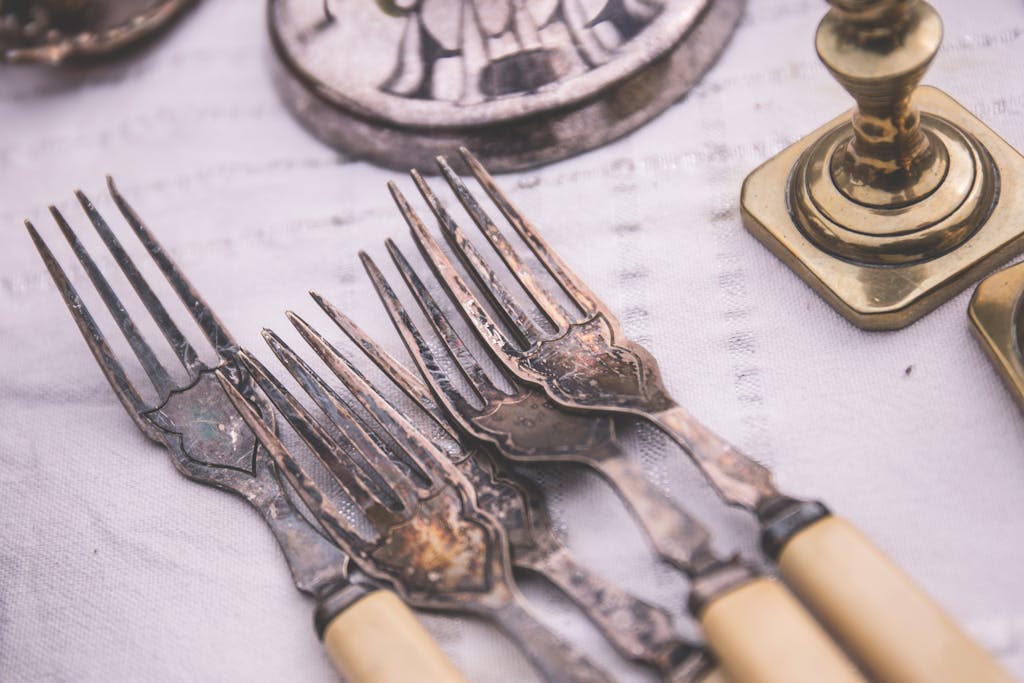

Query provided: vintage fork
[357,237,867,683]
[294,294,722,683]
[221,329,615,683]
[26,180,465,683]
[384,147,1017,683]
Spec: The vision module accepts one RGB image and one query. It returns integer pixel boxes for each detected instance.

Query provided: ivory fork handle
[698,576,868,683]
[777,516,1016,683]
[317,588,467,683]
[654,405,1014,683]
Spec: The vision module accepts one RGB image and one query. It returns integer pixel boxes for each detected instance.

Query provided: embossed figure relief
[272,0,743,169]
[369,0,665,103]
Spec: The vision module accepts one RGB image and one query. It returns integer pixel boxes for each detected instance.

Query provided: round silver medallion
[270,0,744,171]
[1,0,197,64]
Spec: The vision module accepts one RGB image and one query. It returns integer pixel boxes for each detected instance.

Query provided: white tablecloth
[2,1,1023,681]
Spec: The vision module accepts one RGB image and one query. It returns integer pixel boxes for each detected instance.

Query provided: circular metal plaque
[270,0,744,171]
[1,0,197,64]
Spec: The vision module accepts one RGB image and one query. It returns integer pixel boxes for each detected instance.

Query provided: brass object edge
[968,261,1024,411]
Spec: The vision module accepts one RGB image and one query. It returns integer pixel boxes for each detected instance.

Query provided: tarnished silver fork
[300,293,719,682]
[221,327,615,683]
[383,148,1017,683]
[26,180,465,683]
[374,152,876,683]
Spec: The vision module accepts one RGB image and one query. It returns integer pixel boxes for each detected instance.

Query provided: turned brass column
[741,0,1024,330]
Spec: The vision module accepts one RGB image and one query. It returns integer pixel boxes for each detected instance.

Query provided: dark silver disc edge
[269,0,746,173]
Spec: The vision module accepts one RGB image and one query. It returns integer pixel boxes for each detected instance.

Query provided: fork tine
[359,251,482,427]
[214,368,372,558]
[434,157,573,331]
[458,147,601,317]
[409,169,545,344]
[49,205,177,400]
[388,181,523,366]
[75,188,204,377]
[26,221,159,440]
[235,349,391,519]
[107,177,237,356]
[287,310,463,488]
[309,290,457,440]
[261,327,418,512]
[387,239,508,404]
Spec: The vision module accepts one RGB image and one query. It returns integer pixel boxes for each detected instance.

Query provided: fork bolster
[755,496,831,560]
[314,583,375,639]
[317,588,468,683]
[686,557,757,617]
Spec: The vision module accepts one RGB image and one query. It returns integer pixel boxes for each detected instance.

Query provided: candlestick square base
[741,86,1024,330]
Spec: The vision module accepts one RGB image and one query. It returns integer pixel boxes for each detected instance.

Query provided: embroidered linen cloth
[2,0,1023,680]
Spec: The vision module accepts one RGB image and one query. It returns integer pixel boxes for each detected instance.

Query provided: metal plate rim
[269,0,745,172]
[268,0,714,129]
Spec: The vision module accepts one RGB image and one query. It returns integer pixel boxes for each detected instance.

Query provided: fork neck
[485,589,614,683]
[246,454,352,596]
[648,404,780,511]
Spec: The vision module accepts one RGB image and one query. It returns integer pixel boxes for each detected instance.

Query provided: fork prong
[309,290,456,440]
[434,157,573,332]
[359,251,482,428]
[235,349,392,520]
[50,205,177,400]
[107,177,237,357]
[214,368,372,559]
[388,181,523,366]
[287,310,464,488]
[410,169,545,345]
[458,147,602,317]
[26,221,160,441]
[387,239,508,404]
[75,188,205,378]
[261,327,418,512]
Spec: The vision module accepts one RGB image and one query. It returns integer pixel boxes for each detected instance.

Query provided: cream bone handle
[695,573,869,683]
[315,585,467,683]
[767,511,1016,683]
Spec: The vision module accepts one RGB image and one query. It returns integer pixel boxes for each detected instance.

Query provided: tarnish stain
[144,371,257,474]
[519,314,673,411]
[371,491,493,594]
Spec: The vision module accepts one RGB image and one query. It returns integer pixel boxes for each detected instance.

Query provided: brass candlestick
[741,0,1024,330]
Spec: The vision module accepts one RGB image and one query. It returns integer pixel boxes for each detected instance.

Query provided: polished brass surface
[969,261,1024,411]
[740,0,1024,330]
